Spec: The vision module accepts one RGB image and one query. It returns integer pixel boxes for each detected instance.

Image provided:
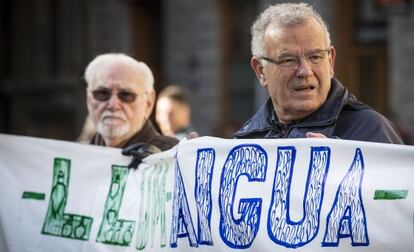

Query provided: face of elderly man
[86,62,155,147]
[252,17,336,123]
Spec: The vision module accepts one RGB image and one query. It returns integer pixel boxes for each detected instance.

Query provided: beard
[96,111,130,139]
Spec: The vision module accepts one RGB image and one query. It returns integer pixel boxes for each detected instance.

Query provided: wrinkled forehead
[88,62,148,91]
[267,17,323,37]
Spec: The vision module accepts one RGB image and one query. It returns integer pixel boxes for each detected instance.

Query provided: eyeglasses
[260,48,331,69]
[91,89,146,103]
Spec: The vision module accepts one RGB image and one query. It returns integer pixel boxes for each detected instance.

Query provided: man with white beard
[84,53,178,152]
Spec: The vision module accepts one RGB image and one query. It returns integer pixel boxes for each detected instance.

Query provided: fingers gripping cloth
[121,143,161,169]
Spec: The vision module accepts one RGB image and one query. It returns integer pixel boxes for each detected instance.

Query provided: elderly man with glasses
[234,3,402,144]
[85,53,178,153]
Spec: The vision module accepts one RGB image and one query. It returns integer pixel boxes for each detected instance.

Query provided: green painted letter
[96,165,135,246]
[135,161,168,250]
[42,158,93,240]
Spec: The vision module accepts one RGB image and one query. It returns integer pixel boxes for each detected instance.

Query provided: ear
[328,46,336,78]
[145,90,156,120]
[251,56,267,87]
[86,92,93,110]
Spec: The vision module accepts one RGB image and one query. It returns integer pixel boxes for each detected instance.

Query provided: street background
[0,0,413,143]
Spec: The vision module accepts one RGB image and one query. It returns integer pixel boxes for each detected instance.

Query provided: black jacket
[90,121,179,151]
[234,78,403,144]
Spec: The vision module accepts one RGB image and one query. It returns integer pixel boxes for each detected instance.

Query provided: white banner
[0,133,413,251]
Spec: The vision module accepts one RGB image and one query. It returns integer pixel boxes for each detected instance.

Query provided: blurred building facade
[0,0,413,141]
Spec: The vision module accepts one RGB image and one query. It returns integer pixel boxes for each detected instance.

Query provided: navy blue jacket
[234,78,403,144]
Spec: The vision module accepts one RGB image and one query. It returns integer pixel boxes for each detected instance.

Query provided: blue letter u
[267,146,330,248]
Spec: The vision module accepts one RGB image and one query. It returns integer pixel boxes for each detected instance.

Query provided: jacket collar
[234,78,348,137]
[123,120,160,147]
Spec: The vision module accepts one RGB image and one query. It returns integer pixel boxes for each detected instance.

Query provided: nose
[106,93,122,111]
[296,56,314,78]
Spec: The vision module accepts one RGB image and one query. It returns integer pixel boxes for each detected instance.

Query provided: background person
[156,85,195,140]
[84,53,178,150]
[233,3,402,144]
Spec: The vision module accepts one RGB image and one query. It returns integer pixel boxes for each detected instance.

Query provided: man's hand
[188,131,199,139]
[121,143,161,169]
[306,132,327,138]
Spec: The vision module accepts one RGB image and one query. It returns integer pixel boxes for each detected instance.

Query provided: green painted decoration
[374,190,408,200]
[22,191,45,200]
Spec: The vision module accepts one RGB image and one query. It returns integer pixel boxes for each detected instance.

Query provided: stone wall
[389,12,414,133]
[163,0,220,135]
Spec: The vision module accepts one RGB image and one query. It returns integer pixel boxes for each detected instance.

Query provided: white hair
[251,3,331,56]
[84,53,154,90]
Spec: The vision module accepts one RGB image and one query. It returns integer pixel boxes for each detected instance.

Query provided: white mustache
[100,111,127,121]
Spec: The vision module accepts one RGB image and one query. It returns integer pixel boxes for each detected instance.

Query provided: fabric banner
[0,133,413,251]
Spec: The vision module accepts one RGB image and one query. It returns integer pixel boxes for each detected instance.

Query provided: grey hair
[84,53,154,90]
[251,3,331,56]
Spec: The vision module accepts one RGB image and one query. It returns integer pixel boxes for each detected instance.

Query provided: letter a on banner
[170,160,198,247]
[219,144,267,249]
[322,148,369,247]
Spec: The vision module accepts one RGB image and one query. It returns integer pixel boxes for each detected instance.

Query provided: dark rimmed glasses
[260,48,332,69]
[91,88,146,103]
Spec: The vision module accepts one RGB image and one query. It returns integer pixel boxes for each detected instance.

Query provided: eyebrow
[92,86,136,92]
[276,48,328,55]
[93,87,110,90]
